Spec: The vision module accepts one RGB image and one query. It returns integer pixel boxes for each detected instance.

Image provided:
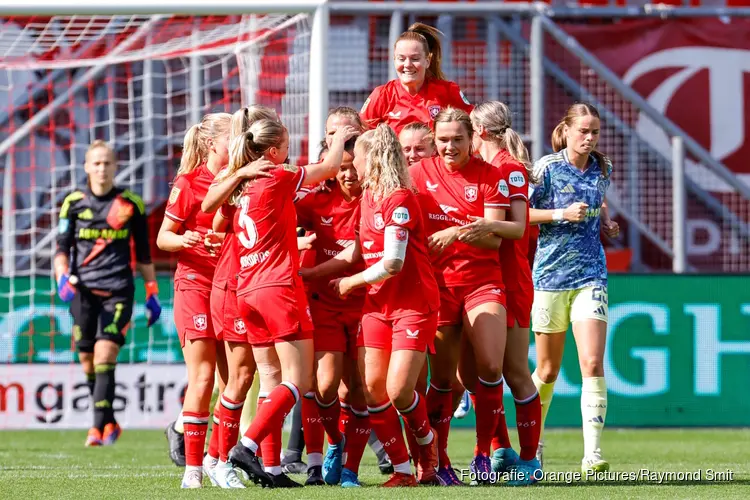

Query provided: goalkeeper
[54,140,162,447]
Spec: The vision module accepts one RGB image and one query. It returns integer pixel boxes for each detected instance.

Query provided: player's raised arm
[302,125,359,186]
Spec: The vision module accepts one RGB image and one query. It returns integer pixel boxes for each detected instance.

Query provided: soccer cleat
[507,458,542,486]
[454,391,472,419]
[215,462,246,489]
[228,444,272,488]
[340,468,361,488]
[436,466,465,486]
[581,452,610,476]
[491,447,520,474]
[377,450,394,474]
[305,465,325,486]
[322,438,345,485]
[535,441,544,469]
[417,438,439,485]
[203,454,219,487]
[268,472,303,488]
[470,453,493,485]
[382,472,418,487]
[165,421,186,467]
[102,423,122,446]
[280,453,307,475]
[180,468,203,489]
[85,428,103,447]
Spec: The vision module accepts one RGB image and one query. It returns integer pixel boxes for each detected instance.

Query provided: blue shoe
[454,391,472,419]
[491,447,520,474]
[322,437,345,485]
[436,466,465,486]
[340,468,361,488]
[507,458,542,486]
[469,453,493,485]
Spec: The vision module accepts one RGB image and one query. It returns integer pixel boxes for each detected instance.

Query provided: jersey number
[238,196,258,249]
[591,286,608,305]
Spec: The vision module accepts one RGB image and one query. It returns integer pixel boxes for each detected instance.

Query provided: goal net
[0,12,312,371]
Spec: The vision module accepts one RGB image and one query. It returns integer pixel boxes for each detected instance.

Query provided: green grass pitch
[1,429,748,499]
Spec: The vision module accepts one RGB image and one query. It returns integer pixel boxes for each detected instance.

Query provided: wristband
[362,260,390,285]
[145,280,159,298]
[552,209,564,222]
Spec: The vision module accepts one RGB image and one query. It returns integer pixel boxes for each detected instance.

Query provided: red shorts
[311,304,360,359]
[358,311,438,353]
[174,281,214,347]
[437,283,506,327]
[238,285,314,347]
[211,283,248,343]
[506,287,532,328]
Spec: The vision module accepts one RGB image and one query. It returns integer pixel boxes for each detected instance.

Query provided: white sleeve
[383,226,408,262]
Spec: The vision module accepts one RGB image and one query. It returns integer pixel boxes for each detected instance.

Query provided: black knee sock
[93,363,116,430]
[86,372,96,398]
[285,398,305,458]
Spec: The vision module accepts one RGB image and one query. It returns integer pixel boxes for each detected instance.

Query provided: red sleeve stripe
[484,202,511,208]
[165,211,185,222]
[509,193,529,201]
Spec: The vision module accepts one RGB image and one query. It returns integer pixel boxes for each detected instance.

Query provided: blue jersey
[529,150,612,291]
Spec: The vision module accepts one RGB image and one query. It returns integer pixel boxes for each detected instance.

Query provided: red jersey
[216,203,240,291]
[492,150,532,293]
[233,164,307,295]
[165,164,220,289]
[410,156,509,288]
[296,187,366,311]
[360,78,473,135]
[358,188,439,319]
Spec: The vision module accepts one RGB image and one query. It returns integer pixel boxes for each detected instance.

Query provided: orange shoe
[417,438,439,485]
[102,423,122,445]
[383,472,418,487]
[85,428,103,447]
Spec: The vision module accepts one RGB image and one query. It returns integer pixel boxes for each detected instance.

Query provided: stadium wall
[2,275,749,428]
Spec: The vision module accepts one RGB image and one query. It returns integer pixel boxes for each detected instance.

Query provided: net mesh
[0,13,311,363]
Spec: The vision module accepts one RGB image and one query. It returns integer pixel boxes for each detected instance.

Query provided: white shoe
[536,441,544,468]
[215,461,246,489]
[453,391,472,419]
[181,468,203,489]
[581,450,610,475]
[203,455,219,486]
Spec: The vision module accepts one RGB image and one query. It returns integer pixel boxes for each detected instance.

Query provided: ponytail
[396,22,445,81]
[177,124,203,177]
[552,102,611,179]
[551,121,567,154]
[230,105,280,141]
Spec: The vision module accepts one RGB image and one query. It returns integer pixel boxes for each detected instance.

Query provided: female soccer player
[409,107,509,484]
[156,112,232,488]
[399,121,435,166]
[224,119,358,488]
[330,124,441,487]
[360,23,472,134]
[55,140,161,447]
[454,101,542,484]
[528,102,619,474]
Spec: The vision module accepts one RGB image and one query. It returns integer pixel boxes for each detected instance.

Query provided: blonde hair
[395,22,445,81]
[177,112,231,177]
[400,121,435,149]
[85,140,114,163]
[356,124,411,202]
[551,102,610,178]
[230,105,279,140]
[470,101,535,182]
[225,119,287,205]
[327,106,365,132]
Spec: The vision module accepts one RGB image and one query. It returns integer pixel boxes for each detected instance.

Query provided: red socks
[183,411,209,467]
[474,377,504,456]
[367,401,410,466]
[218,395,244,462]
[515,393,542,461]
[427,385,453,468]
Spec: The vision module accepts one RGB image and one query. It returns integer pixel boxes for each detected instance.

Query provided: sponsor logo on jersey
[373,213,385,230]
[464,184,478,203]
[169,187,180,204]
[428,105,441,119]
[78,208,94,220]
[561,183,576,194]
[406,329,419,338]
[498,179,510,198]
[193,314,208,332]
[426,181,439,192]
[320,216,333,226]
[509,171,526,188]
[439,204,458,214]
[234,318,247,334]
[388,111,402,119]
[363,241,375,250]
[392,207,410,225]
[460,90,471,105]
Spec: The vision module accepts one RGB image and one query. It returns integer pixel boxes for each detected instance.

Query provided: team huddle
[55,22,618,489]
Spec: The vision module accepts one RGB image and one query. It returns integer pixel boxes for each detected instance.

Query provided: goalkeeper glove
[57,274,77,302]
[145,281,162,327]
